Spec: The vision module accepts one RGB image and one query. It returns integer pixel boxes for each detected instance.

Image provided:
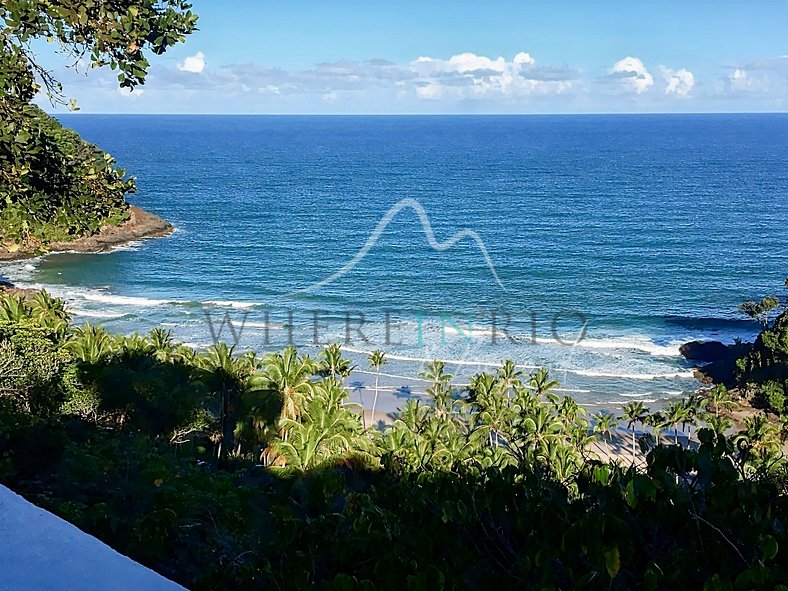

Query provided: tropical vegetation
[1,290,787,590]
[0,1,197,248]
[737,279,788,436]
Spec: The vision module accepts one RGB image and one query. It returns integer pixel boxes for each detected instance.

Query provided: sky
[38,0,788,114]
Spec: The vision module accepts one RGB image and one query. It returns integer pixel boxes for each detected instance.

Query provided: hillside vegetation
[0,1,197,250]
[1,290,786,590]
[0,105,133,248]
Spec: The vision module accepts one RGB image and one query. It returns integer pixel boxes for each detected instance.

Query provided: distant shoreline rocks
[680,339,753,386]
[0,205,173,262]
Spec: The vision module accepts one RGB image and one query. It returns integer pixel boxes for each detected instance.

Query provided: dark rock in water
[680,340,751,362]
[0,280,37,299]
[680,340,753,387]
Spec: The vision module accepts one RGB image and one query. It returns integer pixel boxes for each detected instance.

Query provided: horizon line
[50,110,788,117]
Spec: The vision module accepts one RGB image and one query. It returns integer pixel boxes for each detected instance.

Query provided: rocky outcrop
[680,340,753,386]
[0,206,173,262]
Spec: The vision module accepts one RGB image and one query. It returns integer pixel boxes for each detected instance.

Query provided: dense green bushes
[1,1,198,249]
[0,105,133,246]
[737,282,788,431]
[1,291,787,589]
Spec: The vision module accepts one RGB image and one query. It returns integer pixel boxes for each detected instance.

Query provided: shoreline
[0,205,173,263]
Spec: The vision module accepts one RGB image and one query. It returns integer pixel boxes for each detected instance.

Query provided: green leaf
[704,574,733,591]
[760,534,778,560]
[604,545,620,579]
[644,563,660,591]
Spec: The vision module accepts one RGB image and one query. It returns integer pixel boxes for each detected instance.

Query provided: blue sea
[3,114,787,408]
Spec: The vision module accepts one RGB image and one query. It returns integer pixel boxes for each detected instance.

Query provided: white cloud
[717,57,788,98]
[159,51,577,103]
[410,52,577,100]
[728,68,751,91]
[52,47,788,113]
[117,87,144,98]
[178,51,206,74]
[660,66,695,95]
[609,57,654,94]
[513,52,536,67]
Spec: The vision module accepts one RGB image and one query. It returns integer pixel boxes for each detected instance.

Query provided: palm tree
[196,342,256,460]
[368,349,387,429]
[620,401,649,464]
[680,393,703,444]
[419,360,454,417]
[117,332,148,356]
[172,343,197,364]
[645,411,666,446]
[147,327,175,362]
[395,399,431,434]
[420,359,452,386]
[470,372,508,447]
[664,400,689,446]
[29,289,69,334]
[270,386,366,471]
[496,359,523,398]
[706,384,736,418]
[704,413,733,435]
[311,377,351,415]
[66,323,115,364]
[738,413,782,459]
[262,346,317,429]
[592,410,618,452]
[271,417,354,471]
[0,293,30,324]
[547,440,582,483]
[556,395,585,427]
[529,367,560,404]
[318,343,355,380]
[519,404,563,463]
[467,372,496,403]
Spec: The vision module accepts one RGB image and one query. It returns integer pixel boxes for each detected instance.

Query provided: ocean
[3,114,787,409]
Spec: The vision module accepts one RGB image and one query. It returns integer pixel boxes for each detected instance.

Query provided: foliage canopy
[1,290,787,590]
[0,1,197,247]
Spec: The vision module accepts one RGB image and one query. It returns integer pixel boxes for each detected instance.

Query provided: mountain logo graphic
[298,198,505,293]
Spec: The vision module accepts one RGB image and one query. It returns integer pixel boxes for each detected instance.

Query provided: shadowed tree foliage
[736,281,788,423]
[1,293,787,590]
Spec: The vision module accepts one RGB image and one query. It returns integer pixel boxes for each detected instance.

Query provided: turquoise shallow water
[3,114,787,407]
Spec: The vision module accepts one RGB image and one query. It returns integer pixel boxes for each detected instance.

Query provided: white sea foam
[442,325,501,339]
[568,337,683,357]
[180,341,214,350]
[343,346,542,370]
[349,317,684,358]
[570,369,695,380]
[107,242,143,252]
[202,300,258,309]
[241,321,287,329]
[343,346,697,381]
[70,309,128,319]
[81,292,181,307]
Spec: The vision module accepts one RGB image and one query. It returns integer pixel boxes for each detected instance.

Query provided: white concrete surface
[0,484,187,591]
